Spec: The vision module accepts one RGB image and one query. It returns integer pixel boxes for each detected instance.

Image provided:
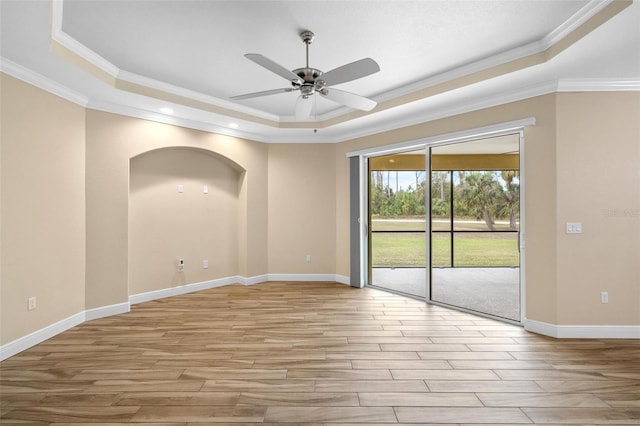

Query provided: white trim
[129,274,350,302]
[346,118,536,158]
[333,81,556,145]
[50,0,119,78]
[0,312,85,361]
[241,274,270,286]
[358,155,369,289]
[0,58,89,106]
[544,0,612,48]
[1,276,352,360]
[518,130,527,324]
[372,1,613,105]
[85,99,273,144]
[47,0,624,131]
[424,148,432,301]
[85,302,130,321]
[129,277,241,304]
[525,319,640,339]
[267,274,344,282]
[117,70,280,122]
[3,53,637,145]
[335,275,351,285]
[557,79,640,91]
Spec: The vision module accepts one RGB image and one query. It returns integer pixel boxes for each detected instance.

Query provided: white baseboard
[0,312,85,361]
[335,274,351,285]
[130,274,349,303]
[1,275,354,360]
[525,319,640,339]
[0,300,135,362]
[129,276,240,305]
[241,274,269,286]
[85,302,130,321]
[267,274,350,283]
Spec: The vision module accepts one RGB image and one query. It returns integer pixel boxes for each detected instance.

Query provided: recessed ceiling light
[160,107,174,114]
[229,122,239,128]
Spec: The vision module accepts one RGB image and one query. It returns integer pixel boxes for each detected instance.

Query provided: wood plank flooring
[1,281,639,424]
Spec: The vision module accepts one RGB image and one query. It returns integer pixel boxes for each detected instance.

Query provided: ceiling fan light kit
[231,30,380,120]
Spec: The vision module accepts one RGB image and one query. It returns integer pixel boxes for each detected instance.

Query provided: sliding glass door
[364,134,522,322]
[368,150,426,298]
[429,137,521,321]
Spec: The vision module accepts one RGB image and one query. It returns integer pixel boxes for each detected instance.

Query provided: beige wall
[129,148,242,295]
[555,92,640,325]
[1,72,638,349]
[268,144,337,274]
[334,92,639,326]
[335,95,559,323]
[1,74,86,344]
[85,110,268,309]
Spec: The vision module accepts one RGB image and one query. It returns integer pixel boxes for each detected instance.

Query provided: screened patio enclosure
[368,136,521,322]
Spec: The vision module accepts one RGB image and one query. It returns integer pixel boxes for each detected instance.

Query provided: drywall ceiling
[1,0,638,142]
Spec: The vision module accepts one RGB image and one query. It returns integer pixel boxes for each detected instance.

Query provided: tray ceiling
[1,0,638,142]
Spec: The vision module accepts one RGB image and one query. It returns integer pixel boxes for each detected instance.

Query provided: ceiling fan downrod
[300,30,314,68]
[295,30,321,98]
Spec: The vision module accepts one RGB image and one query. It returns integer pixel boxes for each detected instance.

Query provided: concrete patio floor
[370,267,520,321]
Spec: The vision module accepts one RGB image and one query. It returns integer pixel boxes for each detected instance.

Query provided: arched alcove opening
[129,147,245,297]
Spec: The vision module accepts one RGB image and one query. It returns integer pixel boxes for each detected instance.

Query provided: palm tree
[498,171,520,229]
[460,172,502,230]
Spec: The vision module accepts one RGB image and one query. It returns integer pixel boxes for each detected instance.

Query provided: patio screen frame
[347,118,533,324]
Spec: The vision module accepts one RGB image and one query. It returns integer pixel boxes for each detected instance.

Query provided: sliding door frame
[348,118,533,323]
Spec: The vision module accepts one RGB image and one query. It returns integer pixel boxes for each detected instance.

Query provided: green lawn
[371,219,519,267]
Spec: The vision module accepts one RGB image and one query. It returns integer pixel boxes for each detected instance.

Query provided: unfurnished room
[1,0,639,424]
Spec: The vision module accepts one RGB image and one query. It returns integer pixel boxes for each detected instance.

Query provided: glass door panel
[429,137,521,321]
[369,151,427,298]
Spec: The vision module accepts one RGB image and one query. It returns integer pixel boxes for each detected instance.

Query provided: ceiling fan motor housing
[292,67,324,96]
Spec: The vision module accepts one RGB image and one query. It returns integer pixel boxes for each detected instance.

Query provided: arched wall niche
[129,146,246,296]
[85,111,269,312]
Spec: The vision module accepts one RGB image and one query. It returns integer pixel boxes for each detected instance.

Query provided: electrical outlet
[28,297,37,311]
[601,291,608,304]
[566,222,582,234]
[306,255,311,263]
[203,259,209,269]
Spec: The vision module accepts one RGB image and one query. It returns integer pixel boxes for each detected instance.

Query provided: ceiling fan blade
[295,95,313,120]
[230,87,294,100]
[320,88,377,111]
[320,58,380,86]
[245,53,302,84]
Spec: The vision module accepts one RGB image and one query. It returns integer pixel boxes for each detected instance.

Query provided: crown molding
[86,99,275,143]
[48,0,631,130]
[543,0,613,48]
[372,0,618,105]
[346,117,537,158]
[0,57,89,106]
[3,56,638,144]
[116,70,281,123]
[50,0,119,78]
[557,78,640,91]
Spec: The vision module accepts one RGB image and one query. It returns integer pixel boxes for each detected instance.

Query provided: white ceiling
[1,0,639,143]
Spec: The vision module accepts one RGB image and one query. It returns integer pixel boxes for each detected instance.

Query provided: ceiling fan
[231,30,380,120]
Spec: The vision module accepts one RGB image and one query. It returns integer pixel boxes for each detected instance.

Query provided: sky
[373,171,519,192]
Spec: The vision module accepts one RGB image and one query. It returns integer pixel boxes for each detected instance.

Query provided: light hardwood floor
[1,281,639,424]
